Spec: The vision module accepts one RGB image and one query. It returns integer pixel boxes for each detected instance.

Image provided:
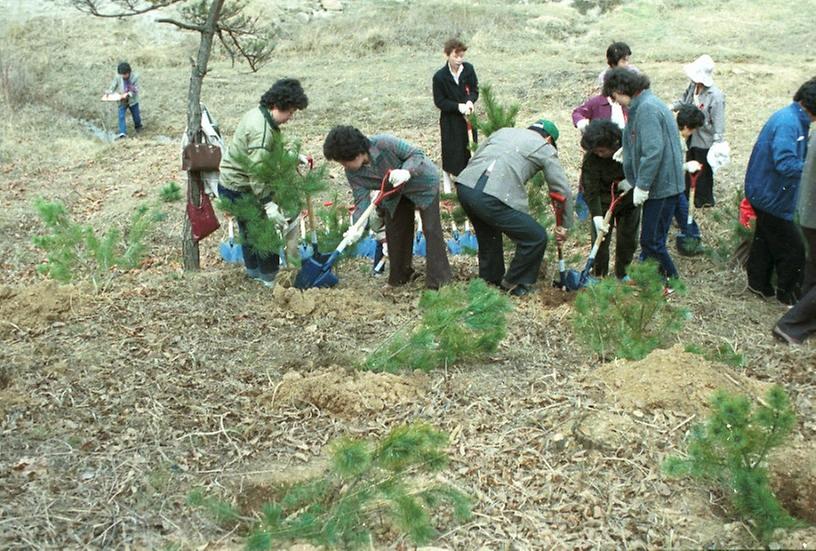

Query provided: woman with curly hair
[219,78,309,286]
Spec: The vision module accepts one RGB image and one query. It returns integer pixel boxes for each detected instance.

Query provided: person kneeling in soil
[580,120,639,280]
[322,126,452,290]
[454,119,574,297]
[219,78,309,287]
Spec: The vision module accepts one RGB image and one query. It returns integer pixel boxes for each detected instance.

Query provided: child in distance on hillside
[107,62,143,139]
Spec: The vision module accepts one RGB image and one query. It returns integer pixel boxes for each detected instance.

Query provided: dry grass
[1,0,815,548]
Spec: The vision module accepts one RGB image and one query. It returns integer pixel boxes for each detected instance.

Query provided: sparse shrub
[0,49,37,108]
[0,365,11,390]
[187,489,241,527]
[159,181,182,202]
[685,343,746,368]
[32,199,158,286]
[663,386,802,543]
[573,260,687,360]
[364,279,512,373]
[244,423,471,549]
[572,0,624,16]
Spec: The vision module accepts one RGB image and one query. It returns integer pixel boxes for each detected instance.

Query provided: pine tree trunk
[182,0,225,271]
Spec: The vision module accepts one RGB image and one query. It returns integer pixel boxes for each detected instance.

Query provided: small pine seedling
[244,423,472,550]
[364,279,512,373]
[217,132,329,256]
[467,83,519,145]
[572,260,687,360]
[159,181,182,202]
[32,198,158,286]
[663,385,801,543]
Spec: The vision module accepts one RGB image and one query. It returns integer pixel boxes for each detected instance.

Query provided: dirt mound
[267,367,428,417]
[769,440,816,523]
[0,281,82,335]
[272,284,318,315]
[593,345,770,416]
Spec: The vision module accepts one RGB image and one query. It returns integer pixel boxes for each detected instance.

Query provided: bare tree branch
[155,17,204,32]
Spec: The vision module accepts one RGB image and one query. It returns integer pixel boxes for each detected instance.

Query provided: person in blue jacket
[744,77,816,305]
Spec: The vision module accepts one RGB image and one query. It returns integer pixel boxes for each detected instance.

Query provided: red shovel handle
[689,171,700,190]
[549,191,566,226]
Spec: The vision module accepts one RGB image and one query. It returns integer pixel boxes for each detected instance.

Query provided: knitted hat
[528,119,560,147]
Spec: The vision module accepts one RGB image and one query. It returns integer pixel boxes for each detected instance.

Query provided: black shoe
[510,284,532,297]
[747,284,774,299]
[773,325,802,345]
[776,289,800,306]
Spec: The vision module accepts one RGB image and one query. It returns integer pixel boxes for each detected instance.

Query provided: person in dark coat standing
[774,130,816,344]
[433,38,479,194]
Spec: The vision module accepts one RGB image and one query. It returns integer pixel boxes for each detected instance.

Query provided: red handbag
[187,187,220,241]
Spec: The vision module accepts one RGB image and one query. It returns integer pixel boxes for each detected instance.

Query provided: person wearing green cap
[454,120,574,296]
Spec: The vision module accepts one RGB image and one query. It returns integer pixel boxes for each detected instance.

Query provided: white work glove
[576,118,590,133]
[684,160,702,174]
[457,103,469,115]
[298,154,313,169]
[617,179,632,193]
[263,201,288,230]
[632,187,649,207]
[465,100,474,114]
[612,147,624,164]
[343,223,365,243]
[592,216,610,235]
[389,168,411,187]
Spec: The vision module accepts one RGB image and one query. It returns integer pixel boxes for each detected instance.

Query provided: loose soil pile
[268,366,429,416]
[593,345,771,416]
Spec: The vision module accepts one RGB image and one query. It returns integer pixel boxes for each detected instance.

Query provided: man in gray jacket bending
[604,68,685,283]
[455,120,574,296]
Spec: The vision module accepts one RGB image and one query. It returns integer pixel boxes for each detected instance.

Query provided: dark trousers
[385,194,451,289]
[592,205,641,279]
[456,180,548,287]
[639,194,680,279]
[685,147,714,207]
[747,205,805,304]
[777,227,816,341]
[217,185,280,276]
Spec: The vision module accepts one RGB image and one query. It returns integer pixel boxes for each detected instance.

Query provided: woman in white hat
[672,54,726,208]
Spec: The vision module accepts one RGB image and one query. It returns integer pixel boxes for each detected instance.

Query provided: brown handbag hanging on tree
[187,183,220,242]
[181,131,222,171]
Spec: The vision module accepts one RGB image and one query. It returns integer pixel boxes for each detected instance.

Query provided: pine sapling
[364,279,512,373]
[32,198,158,286]
[159,181,182,202]
[217,132,329,257]
[243,423,471,550]
[572,260,687,360]
[663,385,801,543]
[468,83,519,143]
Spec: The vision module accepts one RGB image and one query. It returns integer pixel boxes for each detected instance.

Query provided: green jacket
[107,73,140,105]
[219,106,280,198]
